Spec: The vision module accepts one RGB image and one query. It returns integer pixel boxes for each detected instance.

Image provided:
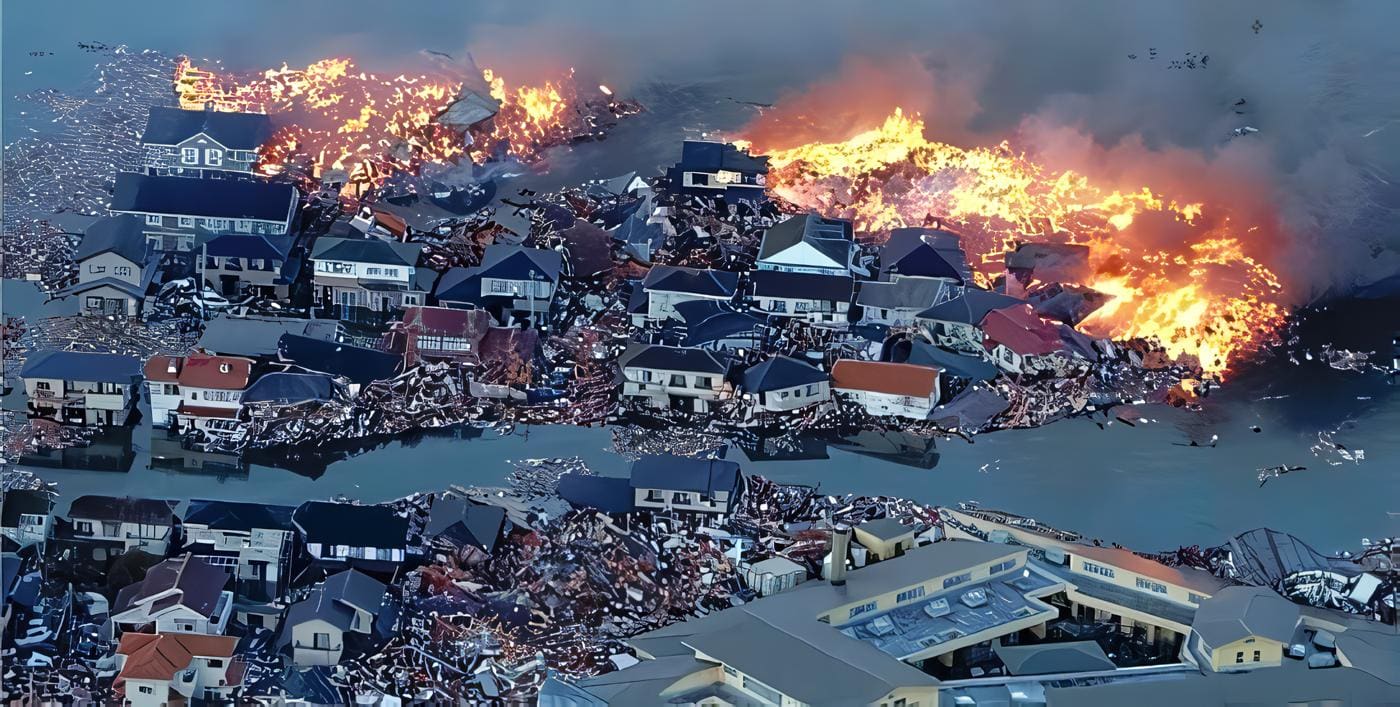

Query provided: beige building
[854,518,918,562]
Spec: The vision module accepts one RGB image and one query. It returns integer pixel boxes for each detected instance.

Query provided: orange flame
[741,109,1287,374]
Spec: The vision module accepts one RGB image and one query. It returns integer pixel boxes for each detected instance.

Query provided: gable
[764,240,844,268]
[177,132,229,152]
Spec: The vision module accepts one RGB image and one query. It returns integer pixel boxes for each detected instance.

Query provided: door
[220,275,239,297]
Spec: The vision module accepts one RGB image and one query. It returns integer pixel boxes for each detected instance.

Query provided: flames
[172,57,588,191]
[741,109,1287,375]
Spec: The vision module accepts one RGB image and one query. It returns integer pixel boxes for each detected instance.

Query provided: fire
[742,109,1286,374]
[172,57,589,191]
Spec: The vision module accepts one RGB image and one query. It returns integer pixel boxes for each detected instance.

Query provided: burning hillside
[172,57,630,191]
[741,109,1287,374]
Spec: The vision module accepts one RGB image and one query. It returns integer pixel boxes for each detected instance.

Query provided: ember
[740,109,1288,374]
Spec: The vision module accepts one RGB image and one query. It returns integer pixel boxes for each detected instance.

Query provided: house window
[88,263,106,274]
[205,148,222,166]
[1135,577,1168,594]
[491,280,512,293]
[146,214,162,226]
[366,267,382,276]
[1252,650,1260,662]
[181,147,198,164]
[780,391,790,399]
[669,374,686,387]
[805,384,818,396]
[672,492,690,505]
[163,383,178,395]
[645,490,664,502]
[896,586,925,603]
[75,520,93,534]
[848,601,877,619]
[138,685,154,695]
[989,559,1017,574]
[769,300,787,313]
[639,370,653,382]
[694,376,712,389]
[206,658,223,668]
[376,547,393,561]
[114,266,132,277]
[1082,561,1115,578]
[943,572,972,589]
[384,268,398,278]
[794,301,811,313]
[179,217,195,228]
[235,220,251,232]
[1235,651,1244,664]
[85,296,103,310]
[1188,592,1207,604]
[314,633,331,649]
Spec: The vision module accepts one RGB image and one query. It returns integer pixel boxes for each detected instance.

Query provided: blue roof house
[18,350,143,426]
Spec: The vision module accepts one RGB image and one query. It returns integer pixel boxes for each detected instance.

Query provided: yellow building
[1187,586,1300,671]
[854,517,918,562]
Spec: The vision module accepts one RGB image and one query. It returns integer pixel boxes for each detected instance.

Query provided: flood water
[3,14,1398,555]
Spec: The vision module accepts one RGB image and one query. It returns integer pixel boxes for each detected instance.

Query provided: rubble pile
[0,221,76,287]
[17,314,198,361]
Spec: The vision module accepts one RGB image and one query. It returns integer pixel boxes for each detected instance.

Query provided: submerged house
[66,495,179,555]
[182,499,296,607]
[60,215,152,317]
[739,355,831,413]
[630,454,744,516]
[434,245,563,326]
[278,569,390,667]
[381,305,495,367]
[831,360,942,420]
[291,501,412,578]
[144,352,255,435]
[140,106,273,179]
[749,270,853,325]
[665,140,769,202]
[619,343,732,413]
[915,289,1023,356]
[633,265,740,325]
[19,350,143,426]
[110,172,299,253]
[201,233,298,299]
[979,303,1067,374]
[310,237,425,317]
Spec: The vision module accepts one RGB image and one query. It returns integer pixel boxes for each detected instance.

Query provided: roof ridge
[743,608,910,690]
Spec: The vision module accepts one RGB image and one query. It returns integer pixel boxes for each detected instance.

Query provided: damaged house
[832,360,942,421]
[914,289,1024,356]
[65,495,179,556]
[979,303,1070,375]
[631,265,740,326]
[749,270,854,325]
[140,105,273,179]
[619,343,732,413]
[310,236,426,318]
[19,350,143,427]
[291,501,413,579]
[111,553,234,636]
[201,232,299,300]
[434,244,563,327]
[109,172,299,253]
[182,499,296,609]
[144,352,255,436]
[630,454,745,517]
[58,215,152,317]
[278,569,390,668]
[757,213,859,276]
[665,139,769,202]
[381,305,495,367]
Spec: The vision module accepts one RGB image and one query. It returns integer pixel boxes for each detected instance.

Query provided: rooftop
[111,172,297,223]
[831,359,939,398]
[142,106,273,149]
[19,349,142,385]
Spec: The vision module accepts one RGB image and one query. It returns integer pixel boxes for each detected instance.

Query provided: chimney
[828,526,851,586]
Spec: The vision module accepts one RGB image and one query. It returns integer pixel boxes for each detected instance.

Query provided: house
[756,213,857,276]
[195,315,341,360]
[853,518,917,562]
[309,237,425,315]
[857,277,952,327]
[182,500,296,608]
[277,334,401,391]
[618,343,731,413]
[1,489,54,548]
[19,350,142,426]
[434,244,563,326]
[610,213,669,264]
[665,140,769,202]
[675,300,767,352]
[347,206,410,241]
[381,305,494,367]
[201,233,298,299]
[278,569,389,667]
[831,360,942,420]
[979,303,1067,374]
[66,495,178,555]
[241,372,338,414]
[1187,586,1300,672]
[424,497,508,564]
[743,556,807,597]
[113,632,242,707]
[555,219,616,283]
[59,215,151,316]
[915,289,1023,355]
[880,228,971,284]
[144,352,255,435]
[739,355,830,412]
[111,553,234,635]
[630,454,744,516]
[110,172,299,252]
[292,502,411,577]
[141,105,273,178]
[749,270,853,324]
[632,265,739,325]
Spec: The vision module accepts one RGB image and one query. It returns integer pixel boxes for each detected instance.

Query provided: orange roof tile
[831,360,939,398]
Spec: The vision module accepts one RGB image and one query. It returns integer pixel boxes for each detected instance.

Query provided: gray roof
[1333,629,1400,686]
[75,215,148,264]
[142,106,273,149]
[477,244,563,283]
[574,656,720,707]
[906,341,999,381]
[741,356,828,393]
[111,172,297,222]
[881,228,971,282]
[310,237,420,267]
[68,495,177,524]
[321,569,388,614]
[19,350,142,384]
[619,343,728,375]
[629,455,741,495]
[856,517,915,542]
[917,289,1023,324]
[278,570,386,646]
[1190,586,1300,649]
[758,214,854,265]
[1044,663,1400,707]
[197,315,340,358]
[642,265,738,298]
[856,278,946,310]
[992,640,1115,676]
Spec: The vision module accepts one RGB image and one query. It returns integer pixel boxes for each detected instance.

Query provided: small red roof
[981,304,1063,356]
[115,632,236,685]
[144,352,254,390]
[831,360,939,398]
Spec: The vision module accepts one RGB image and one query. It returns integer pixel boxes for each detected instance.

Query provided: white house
[59,215,150,316]
[434,244,563,326]
[633,265,739,325]
[857,277,952,328]
[141,106,273,178]
[619,343,731,413]
[914,289,1023,356]
[1,489,54,548]
[277,569,388,667]
[739,356,831,413]
[831,360,942,420]
[66,495,178,555]
[111,554,234,636]
[310,237,425,314]
[19,350,143,427]
[630,454,745,516]
[664,140,769,202]
[749,270,853,325]
[114,633,241,707]
[292,501,411,576]
[182,500,296,608]
[110,172,299,252]
[144,352,255,437]
[756,214,857,276]
[979,303,1068,375]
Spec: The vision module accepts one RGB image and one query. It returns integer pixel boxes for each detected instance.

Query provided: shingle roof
[477,244,563,282]
[425,498,507,551]
[881,228,971,282]
[116,632,237,684]
[741,356,828,393]
[277,334,400,385]
[203,233,293,261]
[759,213,854,264]
[19,350,142,384]
[74,215,149,264]
[629,454,742,496]
[642,265,739,297]
[67,495,177,524]
[620,344,728,374]
[142,106,273,150]
[992,640,1115,676]
[196,315,340,358]
[750,270,854,301]
[310,237,419,267]
[980,304,1064,356]
[321,568,388,614]
[184,499,295,532]
[111,172,297,223]
[278,570,387,646]
[856,278,946,310]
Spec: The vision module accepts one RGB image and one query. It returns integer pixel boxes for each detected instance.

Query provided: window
[639,370,653,382]
[235,220,252,232]
[989,559,1017,574]
[723,665,737,677]
[491,280,512,293]
[85,296,103,310]
[163,383,178,395]
[694,376,712,389]
[794,301,811,313]
[313,632,331,649]
[1252,650,1260,662]
[75,520,93,533]
[943,572,972,589]
[19,514,44,527]
[146,214,162,226]
[1082,561,1115,578]
[376,547,393,561]
[672,492,690,505]
[384,268,399,278]
[897,586,925,603]
[1235,651,1244,664]
[205,148,223,166]
[366,267,382,276]
[179,216,195,228]
[181,147,198,164]
[806,384,818,396]
[780,391,790,399]
[114,266,132,277]
[208,218,228,230]
[669,374,686,387]
[1136,577,1168,594]
[206,658,223,668]
[88,263,106,274]
[769,300,786,313]
[848,601,877,619]
[1188,592,1207,604]
[646,490,664,502]
[138,685,155,695]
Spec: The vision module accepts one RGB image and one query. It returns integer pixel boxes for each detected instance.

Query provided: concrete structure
[19,350,142,426]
